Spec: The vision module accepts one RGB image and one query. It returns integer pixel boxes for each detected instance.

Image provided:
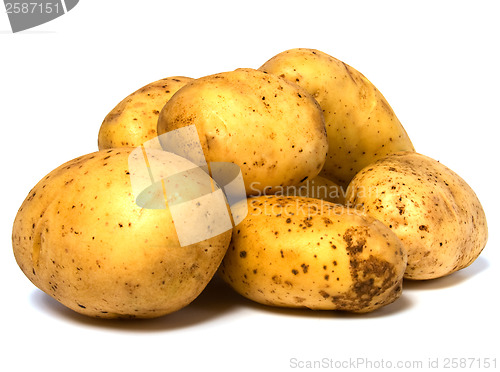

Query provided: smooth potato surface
[98,76,192,149]
[259,48,414,187]
[346,152,488,280]
[157,68,328,195]
[219,196,407,313]
[12,148,231,318]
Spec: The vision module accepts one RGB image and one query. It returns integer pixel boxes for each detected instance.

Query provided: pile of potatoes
[13,48,488,318]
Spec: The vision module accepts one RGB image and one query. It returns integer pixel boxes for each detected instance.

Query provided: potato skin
[12,149,231,318]
[259,48,414,187]
[346,151,488,280]
[157,68,328,195]
[98,76,192,149]
[219,196,407,313]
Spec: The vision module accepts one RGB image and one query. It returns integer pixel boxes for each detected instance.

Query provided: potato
[157,68,328,195]
[12,148,232,318]
[98,76,192,149]
[345,151,488,280]
[219,196,407,313]
[259,48,415,187]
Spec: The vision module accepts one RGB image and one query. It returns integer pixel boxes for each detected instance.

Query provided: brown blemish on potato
[303,217,313,228]
[343,226,368,255]
[330,254,396,311]
[319,290,330,299]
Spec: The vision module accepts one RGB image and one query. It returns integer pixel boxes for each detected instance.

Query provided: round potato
[219,196,407,313]
[98,76,192,149]
[12,148,231,318]
[345,151,488,280]
[259,48,415,187]
[157,68,328,195]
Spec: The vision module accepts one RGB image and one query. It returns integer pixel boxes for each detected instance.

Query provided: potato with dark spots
[98,76,192,149]
[345,151,488,280]
[157,68,328,195]
[259,48,414,187]
[12,149,231,318]
[219,196,407,313]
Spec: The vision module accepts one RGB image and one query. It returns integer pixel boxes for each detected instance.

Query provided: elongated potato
[98,76,192,149]
[12,148,231,318]
[219,196,407,313]
[346,152,488,280]
[259,48,414,187]
[157,68,328,195]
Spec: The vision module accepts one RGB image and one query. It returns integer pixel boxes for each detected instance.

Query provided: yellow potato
[219,196,407,313]
[12,148,231,318]
[157,68,328,195]
[346,151,488,280]
[259,48,415,187]
[98,76,192,149]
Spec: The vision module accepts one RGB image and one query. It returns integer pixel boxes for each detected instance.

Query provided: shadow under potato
[30,275,246,332]
[31,272,416,330]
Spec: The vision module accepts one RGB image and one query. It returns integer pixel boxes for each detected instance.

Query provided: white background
[1,1,499,371]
